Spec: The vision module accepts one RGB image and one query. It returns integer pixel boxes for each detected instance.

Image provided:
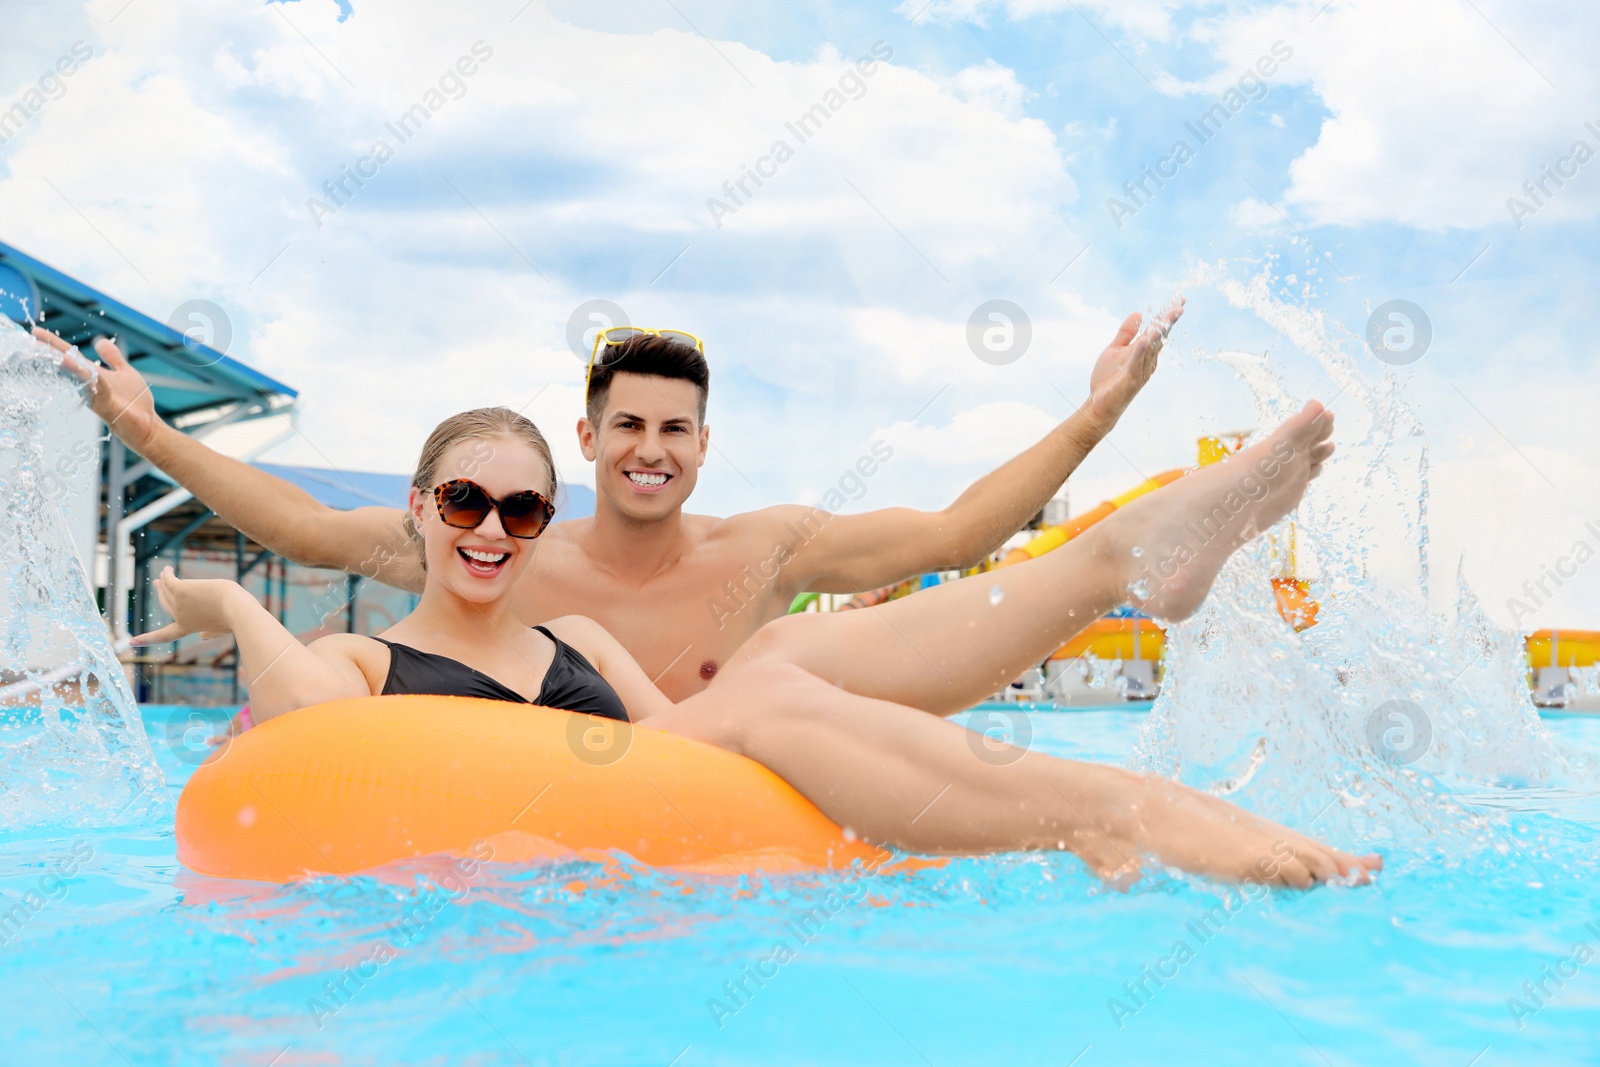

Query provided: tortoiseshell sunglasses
[433,479,555,539]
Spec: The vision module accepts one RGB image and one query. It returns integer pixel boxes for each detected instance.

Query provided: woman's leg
[640,662,1378,887]
[730,402,1335,714]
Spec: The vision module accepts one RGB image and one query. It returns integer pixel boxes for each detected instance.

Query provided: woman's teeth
[627,471,668,487]
[460,548,508,565]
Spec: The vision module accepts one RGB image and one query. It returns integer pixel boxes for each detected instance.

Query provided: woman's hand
[33,328,161,453]
[132,566,254,645]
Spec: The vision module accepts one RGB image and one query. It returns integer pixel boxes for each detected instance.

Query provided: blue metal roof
[0,240,296,421]
[255,462,597,521]
[254,463,412,512]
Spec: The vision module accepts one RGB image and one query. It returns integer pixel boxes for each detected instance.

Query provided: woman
[136,406,1379,889]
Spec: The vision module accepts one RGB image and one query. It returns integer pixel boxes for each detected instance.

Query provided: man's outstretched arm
[37,329,423,593]
[785,299,1182,594]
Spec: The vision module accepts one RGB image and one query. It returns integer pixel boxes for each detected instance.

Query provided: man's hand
[1085,296,1184,432]
[33,327,159,452]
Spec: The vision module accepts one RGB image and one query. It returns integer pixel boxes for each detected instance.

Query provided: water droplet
[989,585,1004,605]
[1131,546,1144,557]
[842,825,858,842]
[1128,579,1149,599]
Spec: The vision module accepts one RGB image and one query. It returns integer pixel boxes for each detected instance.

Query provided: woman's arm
[37,329,424,592]
[539,615,678,722]
[134,567,374,722]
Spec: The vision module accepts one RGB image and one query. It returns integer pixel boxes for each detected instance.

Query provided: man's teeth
[628,471,668,487]
[461,548,509,564]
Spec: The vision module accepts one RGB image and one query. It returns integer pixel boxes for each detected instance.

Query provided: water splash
[0,321,167,831]
[1135,260,1591,869]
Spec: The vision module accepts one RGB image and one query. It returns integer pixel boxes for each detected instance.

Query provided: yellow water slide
[1526,629,1600,669]
[1525,629,1600,708]
[995,468,1188,570]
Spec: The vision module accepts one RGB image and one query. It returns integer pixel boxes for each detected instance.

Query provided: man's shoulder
[546,515,591,537]
[696,505,826,543]
[540,516,590,551]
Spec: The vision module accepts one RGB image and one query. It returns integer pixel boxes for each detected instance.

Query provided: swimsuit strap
[527,626,630,722]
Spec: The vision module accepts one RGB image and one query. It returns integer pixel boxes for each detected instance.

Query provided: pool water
[3,705,1598,1066]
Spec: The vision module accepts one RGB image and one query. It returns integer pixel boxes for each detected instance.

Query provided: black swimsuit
[375,625,630,722]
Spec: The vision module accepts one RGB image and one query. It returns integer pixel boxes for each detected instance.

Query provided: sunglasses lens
[438,481,491,529]
[498,492,554,539]
[596,327,646,368]
[657,331,699,350]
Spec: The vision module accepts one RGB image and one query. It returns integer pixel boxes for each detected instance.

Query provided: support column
[231,530,243,704]
[131,526,149,702]
[103,438,126,637]
[276,556,287,625]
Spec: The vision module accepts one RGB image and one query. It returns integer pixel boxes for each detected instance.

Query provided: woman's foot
[1066,765,1381,888]
[1106,401,1335,622]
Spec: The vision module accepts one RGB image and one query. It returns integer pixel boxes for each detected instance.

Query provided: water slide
[1526,629,1600,708]
[995,469,1186,569]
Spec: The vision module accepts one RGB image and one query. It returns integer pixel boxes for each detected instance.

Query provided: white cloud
[1227,197,1283,230]
[0,0,1082,501]
[949,60,1033,117]
[902,0,1600,232]
[843,290,1117,388]
[1189,0,1600,230]
[880,400,1060,462]
[860,401,1068,513]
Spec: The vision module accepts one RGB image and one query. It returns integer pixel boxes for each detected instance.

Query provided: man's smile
[625,469,672,491]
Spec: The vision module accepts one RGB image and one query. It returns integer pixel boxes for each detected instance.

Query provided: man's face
[579,373,707,522]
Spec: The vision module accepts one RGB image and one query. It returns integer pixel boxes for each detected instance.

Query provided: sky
[0,0,1596,629]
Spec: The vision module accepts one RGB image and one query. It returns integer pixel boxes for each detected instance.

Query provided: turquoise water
[3,705,1598,1066]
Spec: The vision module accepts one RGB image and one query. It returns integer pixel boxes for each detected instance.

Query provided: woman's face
[408,435,553,606]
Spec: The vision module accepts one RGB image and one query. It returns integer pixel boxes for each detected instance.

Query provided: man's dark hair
[586,334,710,426]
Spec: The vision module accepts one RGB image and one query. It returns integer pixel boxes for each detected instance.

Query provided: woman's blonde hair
[402,407,559,560]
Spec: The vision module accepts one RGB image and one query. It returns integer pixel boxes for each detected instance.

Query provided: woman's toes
[1323,849,1376,885]
[1276,859,1315,889]
[1293,846,1336,884]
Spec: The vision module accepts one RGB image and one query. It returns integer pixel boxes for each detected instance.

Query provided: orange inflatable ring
[176,694,889,883]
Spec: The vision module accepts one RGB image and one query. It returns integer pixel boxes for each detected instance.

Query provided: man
[41,300,1181,702]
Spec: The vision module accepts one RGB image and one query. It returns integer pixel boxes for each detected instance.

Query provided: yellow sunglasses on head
[586,327,704,399]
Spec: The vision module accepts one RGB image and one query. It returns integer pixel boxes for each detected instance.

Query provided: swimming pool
[3,704,1597,1066]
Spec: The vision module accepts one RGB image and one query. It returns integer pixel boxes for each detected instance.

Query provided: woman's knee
[728,611,826,670]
